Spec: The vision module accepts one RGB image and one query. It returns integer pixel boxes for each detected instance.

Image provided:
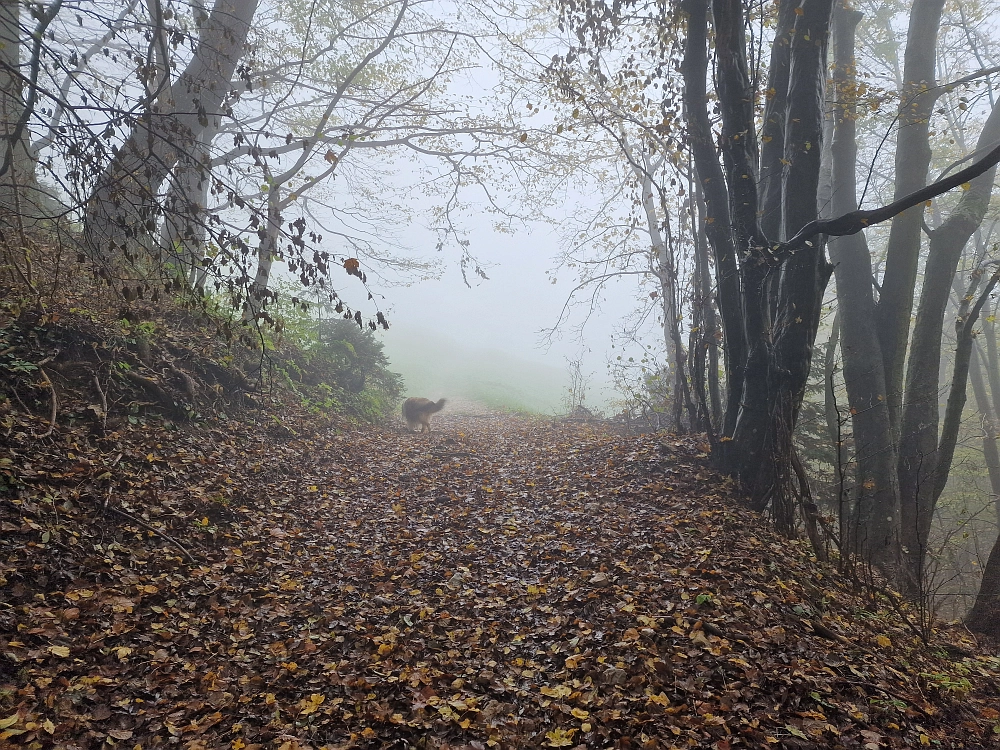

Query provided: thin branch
[0,0,63,179]
[105,506,196,563]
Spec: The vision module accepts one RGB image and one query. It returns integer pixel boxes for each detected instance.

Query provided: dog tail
[432,398,446,413]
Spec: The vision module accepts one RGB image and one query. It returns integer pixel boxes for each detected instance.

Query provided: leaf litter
[3,409,1000,749]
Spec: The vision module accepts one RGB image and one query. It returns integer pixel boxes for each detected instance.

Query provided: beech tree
[2,0,538,326]
[557,0,1000,567]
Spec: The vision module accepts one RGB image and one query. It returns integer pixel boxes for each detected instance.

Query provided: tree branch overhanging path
[775,138,1000,261]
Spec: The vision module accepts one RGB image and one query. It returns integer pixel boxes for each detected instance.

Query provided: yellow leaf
[541,684,572,698]
[961,182,971,191]
[920,734,931,745]
[232,740,246,750]
[564,654,584,669]
[571,707,589,720]
[876,634,891,648]
[42,719,55,734]
[0,715,18,730]
[545,727,577,747]
[49,645,70,658]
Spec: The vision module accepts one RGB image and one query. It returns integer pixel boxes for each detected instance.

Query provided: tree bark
[874,0,946,428]
[725,0,834,522]
[0,0,53,229]
[828,1,899,569]
[897,100,1000,588]
[711,0,776,505]
[690,175,722,431]
[159,123,218,289]
[82,0,258,270]
[763,0,835,531]
[681,0,745,437]
[245,187,281,321]
[968,346,1000,524]
[966,530,1000,637]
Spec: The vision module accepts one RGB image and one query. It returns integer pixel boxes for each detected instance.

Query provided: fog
[377,222,642,414]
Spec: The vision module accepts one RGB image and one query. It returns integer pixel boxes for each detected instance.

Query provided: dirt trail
[3,416,998,748]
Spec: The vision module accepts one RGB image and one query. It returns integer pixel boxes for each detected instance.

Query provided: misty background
[298,218,642,415]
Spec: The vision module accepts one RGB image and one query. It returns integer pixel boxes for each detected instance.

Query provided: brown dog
[402,397,446,433]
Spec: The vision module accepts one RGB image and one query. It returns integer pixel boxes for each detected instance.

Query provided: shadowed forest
[4,0,1000,747]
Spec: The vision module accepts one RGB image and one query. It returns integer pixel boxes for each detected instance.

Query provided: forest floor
[2,314,1000,749]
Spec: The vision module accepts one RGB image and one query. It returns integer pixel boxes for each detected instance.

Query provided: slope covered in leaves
[3,406,1000,749]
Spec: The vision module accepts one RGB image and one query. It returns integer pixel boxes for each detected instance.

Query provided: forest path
[4,415,997,748]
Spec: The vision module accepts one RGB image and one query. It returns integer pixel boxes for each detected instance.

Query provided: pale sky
[377,219,643,406]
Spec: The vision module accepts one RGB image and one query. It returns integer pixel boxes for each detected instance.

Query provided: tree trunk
[828,1,900,569]
[968,346,1000,524]
[725,0,834,525]
[632,152,679,412]
[710,0,774,505]
[159,124,218,289]
[681,0,745,439]
[764,0,835,531]
[245,187,281,321]
[0,0,43,228]
[966,530,1000,637]
[82,0,258,271]
[690,176,722,431]
[897,100,1000,588]
[874,0,945,428]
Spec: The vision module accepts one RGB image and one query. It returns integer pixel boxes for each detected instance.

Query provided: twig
[91,370,108,431]
[37,367,57,438]
[105,505,196,563]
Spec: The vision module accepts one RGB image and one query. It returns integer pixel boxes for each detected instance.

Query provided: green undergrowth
[0,278,404,437]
